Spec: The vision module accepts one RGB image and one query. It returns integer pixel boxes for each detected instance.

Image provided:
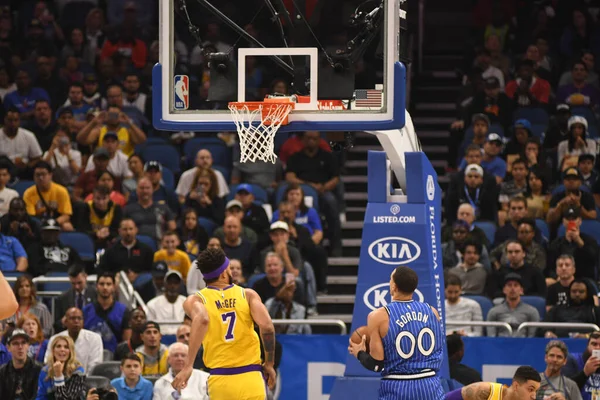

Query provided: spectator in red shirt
[505,59,550,107]
[100,26,147,69]
[279,132,331,165]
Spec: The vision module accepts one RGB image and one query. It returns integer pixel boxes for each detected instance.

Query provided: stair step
[413,116,455,125]
[317,294,356,303]
[341,221,363,229]
[430,71,458,79]
[419,130,451,139]
[308,314,353,324]
[327,275,358,285]
[349,144,382,153]
[345,192,368,201]
[415,102,456,111]
[327,257,359,266]
[342,238,362,247]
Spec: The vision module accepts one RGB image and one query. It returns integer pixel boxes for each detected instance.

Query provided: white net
[229,101,294,163]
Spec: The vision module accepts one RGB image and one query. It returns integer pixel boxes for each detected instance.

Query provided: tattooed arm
[246,288,277,389]
[461,382,492,400]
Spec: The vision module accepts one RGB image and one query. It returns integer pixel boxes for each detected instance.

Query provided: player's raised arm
[245,288,277,389]
[172,295,209,391]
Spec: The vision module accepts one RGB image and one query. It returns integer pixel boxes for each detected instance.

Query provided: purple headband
[203,257,230,280]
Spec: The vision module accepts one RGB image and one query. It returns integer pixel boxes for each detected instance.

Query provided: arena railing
[156,319,348,335]
[446,320,513,336]
[516,322,600,336]
[118,271,149,314]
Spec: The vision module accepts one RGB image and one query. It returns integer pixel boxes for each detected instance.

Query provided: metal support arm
[446,320,514,336]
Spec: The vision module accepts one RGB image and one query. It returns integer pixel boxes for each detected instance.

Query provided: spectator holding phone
[184,168,224,225]
[546,168,597,225]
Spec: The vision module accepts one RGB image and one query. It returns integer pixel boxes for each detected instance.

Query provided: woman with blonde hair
[6,275,53,337]
[17,312,49,363]
[36,336,86,399]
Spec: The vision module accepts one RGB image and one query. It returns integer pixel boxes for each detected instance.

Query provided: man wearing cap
[557,60,600,108]
[459,133,506,184]
[547,167,597,224]
[505,59,550,106]
[123,177,176,241]
[98,218,154,276]
[486,239,547,299]
[84,129,132,180]
[23,100,57,152]
[77,104,146,157]
[128,161,179,214]
[0,329,42,399]
[234,183,270,243]
[146,270,186,335]
[548,206,599,281]
[0,108,43,178]
[136,321,169,378]
[26,218,82,276]
[176,149,230,201]
[445,163,498,223]
[4,69,50,120]
[213,199,258,245]
[486,273,541,338]
[453,77,512,133]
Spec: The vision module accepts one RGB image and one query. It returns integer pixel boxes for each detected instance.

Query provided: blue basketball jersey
[381,300,444,375]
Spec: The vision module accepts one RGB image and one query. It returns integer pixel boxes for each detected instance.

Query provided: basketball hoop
[228,99,295,163]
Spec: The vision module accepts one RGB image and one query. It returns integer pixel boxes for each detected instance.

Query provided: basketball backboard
[153,0,408,133]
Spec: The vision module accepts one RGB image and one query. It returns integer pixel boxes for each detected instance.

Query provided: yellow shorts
[207,371,266,400]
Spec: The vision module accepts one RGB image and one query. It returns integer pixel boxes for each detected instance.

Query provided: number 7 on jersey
[221,311,237,341]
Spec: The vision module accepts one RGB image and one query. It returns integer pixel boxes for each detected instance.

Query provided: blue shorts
[379,375,445,400]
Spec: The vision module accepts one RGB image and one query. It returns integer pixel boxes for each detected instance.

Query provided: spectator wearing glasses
[153,342,209,400]
[17,312,48,363]
[0,329,42,400]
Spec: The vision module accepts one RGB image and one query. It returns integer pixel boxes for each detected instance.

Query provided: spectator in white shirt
[0,162,18,216]
[153,342,209,400]
[0,109,42,179]
[177,149,229,202]
[146,270,187,335]
[45,307,103,373]
[42,130,82,187]
[85,130,132,180]
[444,274,484,336]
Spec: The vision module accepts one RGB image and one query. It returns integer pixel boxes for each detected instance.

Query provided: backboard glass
[153,0,407,133]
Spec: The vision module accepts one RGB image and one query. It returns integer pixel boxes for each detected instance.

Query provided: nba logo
[174,75,189,110]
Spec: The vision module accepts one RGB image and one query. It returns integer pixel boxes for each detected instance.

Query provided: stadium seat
[161,166,175,191]
[473,221,496,245]
[557,220,600,244]
[103,350,114,361]
[551,184,590,196]
[488,123,505,137]
[39,271,71,293]
[530,124,546,139]
[137,235,157,252]
[462,295,493,321]
[247,273,266,288]
[213,165,231,182]
[183,137,230,168]
[59,232,95,261]
[513,107,549,125]
[520,296,546,319]
[571,106,598,128]
[142,144,182,174]
[10,180,34,196]
[227,184,269,205]
[198,217,218,236]
[275,184,320,212]
[89,362,122,380]
[535,219,549,242]
[85,375,111,391]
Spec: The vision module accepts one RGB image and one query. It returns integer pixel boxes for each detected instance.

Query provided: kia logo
[363,283,425,311]
[368,237,421,265]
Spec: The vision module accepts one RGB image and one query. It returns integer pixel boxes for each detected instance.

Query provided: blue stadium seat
[212,165,231,182]
[530,124,546,139]
[183,137,230,168]
[161,166,175,191]
[227,184,269,205]
[10,180,34,196]
[462,295,493,321]
[59,232,95,261]
[488,123,505,137]
[247,273,266,288]
[142,144,181,174]
[557,220,600,244]
[551,184,590,196]
[137,235,157,252]
[521,296,546,319]
[571,106,598,128]
[198,217,218,236]
[514,108,549,125]
[535,219,549,242]
[275,184,320,212]
[473,221,496,245]
[39,271,71,293]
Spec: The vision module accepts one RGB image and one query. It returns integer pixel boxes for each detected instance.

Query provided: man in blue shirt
[0,222,27,272]
[3,69,50,121]
[459,133,507,184]
[111,353,153,400]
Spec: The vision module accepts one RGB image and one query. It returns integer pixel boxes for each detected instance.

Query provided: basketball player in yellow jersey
[172,248,277,399]
[445,366,541,400]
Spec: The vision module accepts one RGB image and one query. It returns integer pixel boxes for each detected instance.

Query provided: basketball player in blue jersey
[349,266,445,400]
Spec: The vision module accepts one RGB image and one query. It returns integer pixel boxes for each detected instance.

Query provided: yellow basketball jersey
[487,383,505,400]
[197,284,262,369]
